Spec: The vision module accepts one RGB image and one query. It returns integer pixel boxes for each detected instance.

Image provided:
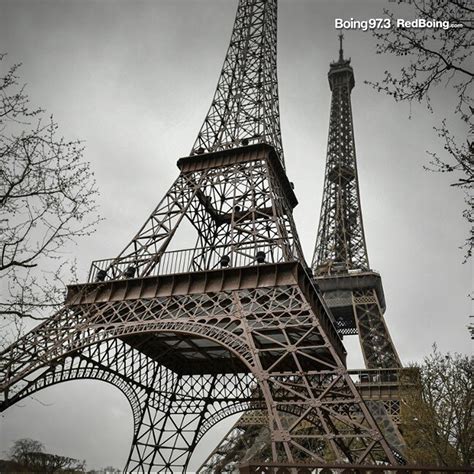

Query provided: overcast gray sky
[0,0,471,471]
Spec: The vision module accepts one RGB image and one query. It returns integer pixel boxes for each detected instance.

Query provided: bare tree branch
[0,54,101,330]
[366,0,473,260]
[400,346,473,466]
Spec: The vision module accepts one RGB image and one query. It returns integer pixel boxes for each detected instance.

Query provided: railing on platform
[88,240,293,282]
[238,463,472,473]
[348,368,400,385]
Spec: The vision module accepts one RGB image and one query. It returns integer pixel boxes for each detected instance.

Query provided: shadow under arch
[4,311,255,392]
[2,305,332,471]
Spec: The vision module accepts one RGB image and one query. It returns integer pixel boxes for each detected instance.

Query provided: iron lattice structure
[313,35,369,274]
[0,2,401,472]
[311,34,405,458]
[200,35,406,471]
[191,0,284,163]
[311,35,401,369]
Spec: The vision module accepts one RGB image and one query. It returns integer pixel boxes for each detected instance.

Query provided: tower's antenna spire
[338,32,344,62]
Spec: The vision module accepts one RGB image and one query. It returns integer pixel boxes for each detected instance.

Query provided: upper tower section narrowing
[190,0,285,166]
[312,34,370,275]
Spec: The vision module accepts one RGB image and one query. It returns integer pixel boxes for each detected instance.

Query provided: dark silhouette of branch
[0,54,101,333]
[400,346,473,465]
[9,438,86,473]
[366,0,473,260]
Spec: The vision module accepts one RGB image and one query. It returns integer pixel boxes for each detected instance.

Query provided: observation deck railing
[348,367,400,385]
[88,240,294,282]
[348,367,405,403]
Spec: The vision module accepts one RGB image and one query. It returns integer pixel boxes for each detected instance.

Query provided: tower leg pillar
[352,289,401,369]
[125,372,236,473]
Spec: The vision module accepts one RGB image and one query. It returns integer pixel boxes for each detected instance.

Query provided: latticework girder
[191,0,284,163]
[353,289,401,369]
[309,36,401,368]
[203,37,407,471]
[1,262,398,471]
[0,338,147,429]
[90,145,302,282]
[312,37,368,274]
[0,2,403,472]
[310,35,405,459]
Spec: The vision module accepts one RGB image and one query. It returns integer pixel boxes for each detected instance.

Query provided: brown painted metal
[0,262,398,470]
[312,40,368,275]
[190,0,284,162]
[0,140,400,470]
[310,35,400,367]
[311,33,405,458]
[0,2,403,472]
[239,463,473,473]
[201,36,408,472]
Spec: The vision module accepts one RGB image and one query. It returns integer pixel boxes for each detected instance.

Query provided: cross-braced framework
[311,34,404,455]
[191,0,284,163]
[201,35,407,471]
[311,34,401,369]
[0,144,399,470]
[313,34,368,274]
[1,260,398,470]
[1,2,401,472]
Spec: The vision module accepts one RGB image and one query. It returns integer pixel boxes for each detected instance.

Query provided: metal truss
[310,35,405,459]
[0,338,148,427]
[124,372,259,471]
[0,3,402,472]
[199,422,270,473]
[312,36,369,274]
[308,36,401,369]
[353,289,401,369]
[202,37,406,471]
[0,144,399,470]
[191,0,285,164]
[91,145,303,282]
[1,262,398,470]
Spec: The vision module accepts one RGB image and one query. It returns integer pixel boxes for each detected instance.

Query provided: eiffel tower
[199,33,407,472]
[311,32,406,459]
[0,1,400,472]
[312,34,402,369]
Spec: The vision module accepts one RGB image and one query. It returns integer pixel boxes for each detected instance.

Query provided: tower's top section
[328,33,355,91]
[191,0,285,166]
[312,35,369,275]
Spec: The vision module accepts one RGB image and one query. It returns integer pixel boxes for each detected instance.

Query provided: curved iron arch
[3,317,254,394]
[195,398,323,446]
[1,353,144,432]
